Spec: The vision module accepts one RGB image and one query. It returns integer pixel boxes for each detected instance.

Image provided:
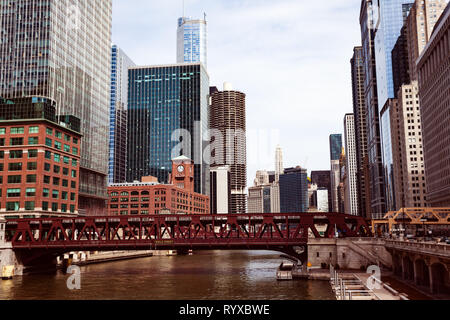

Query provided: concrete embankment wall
[307,238,392,270]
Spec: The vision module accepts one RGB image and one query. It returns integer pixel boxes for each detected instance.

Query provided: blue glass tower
[329,134,343,161]
[374,0,414,211]
[127,63,210,195]
[177,16,207,67]
[109,45,135,184]
[279,167,309,213]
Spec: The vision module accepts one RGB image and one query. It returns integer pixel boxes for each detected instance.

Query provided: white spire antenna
[182,0,185,17]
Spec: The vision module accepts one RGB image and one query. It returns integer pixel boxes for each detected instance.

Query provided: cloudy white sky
[112,0,362,187]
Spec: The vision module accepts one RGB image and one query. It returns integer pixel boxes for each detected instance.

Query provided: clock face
[177,165,184,173]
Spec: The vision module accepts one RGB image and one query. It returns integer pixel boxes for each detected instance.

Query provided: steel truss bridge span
[5,213,372,265]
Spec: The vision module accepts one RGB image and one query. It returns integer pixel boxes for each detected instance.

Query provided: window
[10,138,24,146]
[0,150,3,159]
[8,163,22,171]
[73,138,78,145]
[25,201,35,210]
[0,138,4,146]
[45,151,51,159]
[62,191,68,200]
[42,202,49,211]
[52,190,59,199]
[7,189,21,197]
[120,192,129,196]
[71,181,76,189]
[55,131,62,139]
[72,147,78,155]
[44,175,51,184]
[29,126,39,134]
[61,204,67,213]
[9,150,23,159]
[71,193,76,201]
[53,177,60,186]
[28,137,39,145]
[46,128,53,135]
[70,205,75,213]
[0,128,5,134]
[72,159,78,167]
[63,156,70,164]
[64,144,70,153]
[71,170,77,178]
[7,175,21,184]
[26,188,36,197]
[62,179,69,187]
[54,153,60,162]
[54,141,61,150]
[44,163,51,171]
[6,202,20,211]
[43,188,50,198]
[11,127,24,134]
[28,149,38,158]
[0,163,3,171]
[26,175,37,183]
[45,138,52,147]
[64,134,71,142]
[53,165,60,174]
[52,203,58,212]
[27,162,37,170]
[63,167,69,176]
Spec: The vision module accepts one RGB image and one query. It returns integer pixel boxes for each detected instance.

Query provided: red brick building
[0,97,81,218]
[107,156,209,215]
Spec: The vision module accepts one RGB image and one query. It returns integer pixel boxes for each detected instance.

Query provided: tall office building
[279,167,309,213]
[0,0,112,215]
[375,0,415,212]
[407,0,448,81]
[360,0,386,217]
[109,45,135,184]
[350,46,369,217]
[311,170,332,211]
[275,145,284,181]
[127,63,210,195]
[344,114,359,215]
[210,166,231,214]
[417,3,450,206]
[329,134,342,212]
[177,16,207,67]
[209,83,247,214]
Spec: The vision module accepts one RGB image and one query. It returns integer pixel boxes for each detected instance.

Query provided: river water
[0,250,335,300]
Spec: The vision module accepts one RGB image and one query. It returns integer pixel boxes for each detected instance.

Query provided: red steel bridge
[4,213,371,268]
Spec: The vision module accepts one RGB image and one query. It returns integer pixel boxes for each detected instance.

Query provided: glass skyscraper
[177,16,207,67]
[374,0,414,211]
[0,0,112,215]
[329,134,343,161]
[127,63,210,195]
[109,45,135,184]
[279,167,309,213]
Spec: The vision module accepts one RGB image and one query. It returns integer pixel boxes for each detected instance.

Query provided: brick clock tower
[171,156,195,192]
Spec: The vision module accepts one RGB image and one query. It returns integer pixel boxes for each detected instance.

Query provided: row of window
[2,201,76,213]
[1,188,76,201]
[0,137,39,146]
[45,138,78,155]
[45,127,78,144]
[0,126,39,135]
[0,173,77,189]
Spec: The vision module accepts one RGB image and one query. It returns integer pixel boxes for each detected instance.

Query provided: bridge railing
[384,239,449,256]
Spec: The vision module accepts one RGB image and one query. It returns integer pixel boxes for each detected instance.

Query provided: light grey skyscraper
[0,0,112,215]
[275,145,284,182]
[177,16,207,67]
[344,114,359,215]
[109,45,136,184]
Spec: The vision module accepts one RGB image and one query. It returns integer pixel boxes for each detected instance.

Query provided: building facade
[360,0,387,217]
[177,16,207,67]
[344,114,359,215]
[0,0,112,215]
[279,167,309,213]
[417,3,450,206]
[109,45,135,184]
[108,157,209,215]
[209,83,247,213]
[127,63,210,195]
[0,97,81,218]
[329,134,342,212]
[209,166,231,214]
[311,170,332,211]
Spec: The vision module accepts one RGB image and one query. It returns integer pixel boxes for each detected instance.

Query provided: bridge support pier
[0,247,24,277]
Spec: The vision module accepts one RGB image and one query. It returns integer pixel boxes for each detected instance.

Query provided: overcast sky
[112,0,362,187]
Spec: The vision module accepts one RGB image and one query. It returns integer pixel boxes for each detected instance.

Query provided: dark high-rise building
[391,26,411,98]
[351,46,369,217]
[209,82,247,214]
[127,63,210,195]
[109,45,135,184]
[329,134,343,161]
[360,0,386,217]
[311,170,332,211]
[280,167,309,213]
[0,0,113,216]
